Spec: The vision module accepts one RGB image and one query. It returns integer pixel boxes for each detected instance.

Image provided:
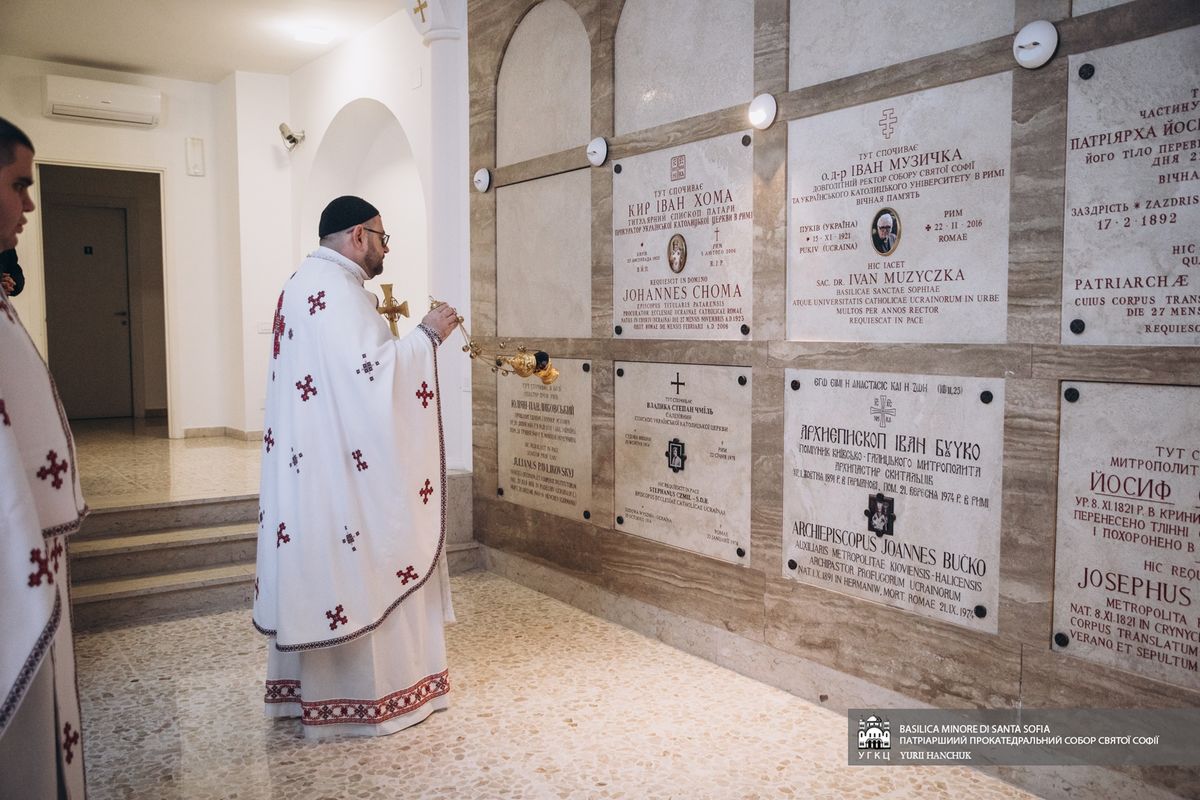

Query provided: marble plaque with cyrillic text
[613,132,754,340]
[787,73,1012,344]
[782,369,1004,632]
[1052,382,1200,689]
[1061,26,1200,346]
[497,358,592,521]
[614,361,752,564]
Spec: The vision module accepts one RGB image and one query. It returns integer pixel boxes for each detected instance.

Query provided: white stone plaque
[497,358,593,522]
[1053,382,1200,689]
[789,0,1014,90]
[614,361,752,564]
[783,369,1004,632]
[787,73,1012,343]
[1062,27,1200,347]
[613,132,754,340]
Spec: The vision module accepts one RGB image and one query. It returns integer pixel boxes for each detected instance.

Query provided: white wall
[230,72,294,432]
[0,4,472,464]
[286,6,472,468]
[0,54,236,436]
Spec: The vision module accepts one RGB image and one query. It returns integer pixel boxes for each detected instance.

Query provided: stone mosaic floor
[75,571,1037,799]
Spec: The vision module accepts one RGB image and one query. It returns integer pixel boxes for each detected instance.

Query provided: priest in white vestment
[253,195,460,739]
[0,118,89,798]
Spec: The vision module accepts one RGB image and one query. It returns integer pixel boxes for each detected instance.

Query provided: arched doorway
[302,99,428,337]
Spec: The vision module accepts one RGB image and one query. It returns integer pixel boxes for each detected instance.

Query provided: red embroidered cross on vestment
[295,375,317,401]
[62,723,80,764]
[415,381,434,408]
[28,540,64,587]
[307,291,327,315]
[37,450,69,489]
[326,604,348,630]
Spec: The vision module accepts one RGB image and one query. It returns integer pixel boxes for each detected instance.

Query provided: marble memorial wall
[471,2,1200,796]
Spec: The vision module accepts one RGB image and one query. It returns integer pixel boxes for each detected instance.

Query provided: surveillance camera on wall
[279,123,305,151]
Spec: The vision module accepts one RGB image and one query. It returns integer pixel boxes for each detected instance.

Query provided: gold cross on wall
[413,0,429,23]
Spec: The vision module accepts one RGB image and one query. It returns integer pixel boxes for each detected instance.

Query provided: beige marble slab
[497,357,593,522]
[783,368,1005,633]
[787,73,1013,343]
[789,0,1015,90]
[1061,26,1200,346]
[612,131,755,340]
[1052,380,1200,689]
[496,0,591,167]
[1074,0,1133,15]
[613,0,754,135]
[496,169,592,338]
[614,360,753,565]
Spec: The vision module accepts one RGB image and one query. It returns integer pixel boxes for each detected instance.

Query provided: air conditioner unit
[43,75,162,128]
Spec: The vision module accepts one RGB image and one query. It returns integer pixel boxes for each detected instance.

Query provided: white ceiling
[0,0,404,83]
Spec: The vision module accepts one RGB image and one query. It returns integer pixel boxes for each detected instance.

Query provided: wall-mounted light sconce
[1013,20,1058,69]
[473,168,491,193]
[748,93,777,130]
[279,122,305,151]
[586,137,608,167]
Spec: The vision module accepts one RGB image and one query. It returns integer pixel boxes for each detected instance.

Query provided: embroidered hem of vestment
[263,669,450,726]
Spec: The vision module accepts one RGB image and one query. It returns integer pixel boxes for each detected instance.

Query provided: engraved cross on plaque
[878,108,897,140]
[671,372,686,394]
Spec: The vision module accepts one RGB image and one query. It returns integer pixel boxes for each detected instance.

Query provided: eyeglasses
[363,227,390,247]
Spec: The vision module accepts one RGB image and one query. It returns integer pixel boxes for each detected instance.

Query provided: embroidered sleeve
[417,323,443,347]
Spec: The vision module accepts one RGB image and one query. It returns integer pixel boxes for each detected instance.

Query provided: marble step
[72,562,256,631]
[69,522,258,583]
[79,495,260,538]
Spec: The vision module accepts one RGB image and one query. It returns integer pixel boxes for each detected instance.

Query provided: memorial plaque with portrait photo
[782,369,1005,632]
[614,361,752,564]
[613,132,754,340]
[787,73,1012,343]
[1061,26,1200,346]
[1052,382,1200,690]
[497,358,593,522]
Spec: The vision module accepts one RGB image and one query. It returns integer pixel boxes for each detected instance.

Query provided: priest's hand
[422,303,459,342]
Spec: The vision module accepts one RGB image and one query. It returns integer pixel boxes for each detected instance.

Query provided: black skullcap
[318,195,379,238]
